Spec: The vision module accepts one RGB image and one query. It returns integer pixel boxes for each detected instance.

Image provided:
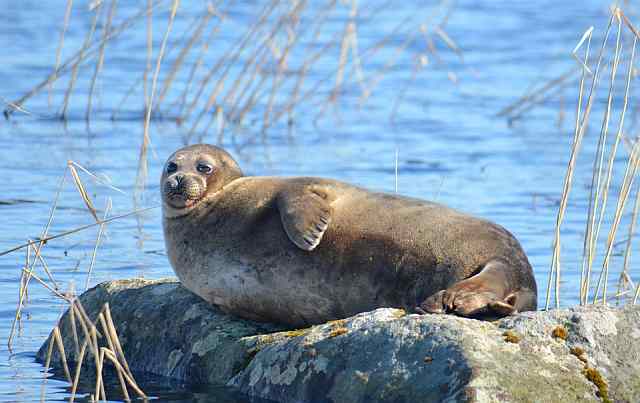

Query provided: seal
[162,144,537,327]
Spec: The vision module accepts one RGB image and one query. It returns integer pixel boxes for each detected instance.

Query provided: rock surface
[38,278,640,402]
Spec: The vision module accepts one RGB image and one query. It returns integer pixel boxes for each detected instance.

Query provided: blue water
[1,1,638,401]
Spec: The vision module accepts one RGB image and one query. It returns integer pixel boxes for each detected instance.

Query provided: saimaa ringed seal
[162,144,537,326]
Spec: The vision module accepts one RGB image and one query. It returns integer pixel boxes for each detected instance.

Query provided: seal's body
[162,144,537,326]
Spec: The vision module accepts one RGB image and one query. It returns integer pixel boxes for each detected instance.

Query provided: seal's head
[161,144,242,217]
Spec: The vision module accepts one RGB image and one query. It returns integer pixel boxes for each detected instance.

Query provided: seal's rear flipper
[277,185,333,251]
[416,258,534,318]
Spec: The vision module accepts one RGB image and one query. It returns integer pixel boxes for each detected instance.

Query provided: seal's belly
[172,245,385,326]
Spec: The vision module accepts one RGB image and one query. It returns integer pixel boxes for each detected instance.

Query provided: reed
[0,162,154,399]
[545,8,640,309]
[4,0,460,189]
[2,1,460,397]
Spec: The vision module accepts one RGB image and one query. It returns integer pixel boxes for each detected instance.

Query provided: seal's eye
[167,162,178,174]
[197,163,213,174]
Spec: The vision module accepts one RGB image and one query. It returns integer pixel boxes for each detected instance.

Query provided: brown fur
[162,144,537,327]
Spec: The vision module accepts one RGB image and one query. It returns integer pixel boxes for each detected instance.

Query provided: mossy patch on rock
[551,325,568,340]
[37,279,640,403]
[283,328,310,338]
[328,327,348,338]
[502,330,521,343]
[570,346,587,363]
[582,367,611,403]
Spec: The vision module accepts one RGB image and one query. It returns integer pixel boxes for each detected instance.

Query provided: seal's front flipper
[416,258,534,318]
[277,185,333,251]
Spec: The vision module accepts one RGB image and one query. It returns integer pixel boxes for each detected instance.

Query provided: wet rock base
[38,279,640,403]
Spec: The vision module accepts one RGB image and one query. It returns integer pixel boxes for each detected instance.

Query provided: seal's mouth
[163,175,206,210]
[165,193,201,209]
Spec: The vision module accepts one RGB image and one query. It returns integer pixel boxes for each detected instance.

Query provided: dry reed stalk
[496,68,580,121]
[69,339,88,403]
[266,0,338,122]
[73,300,104,340]
[61,2,102,120]
[358,21,417,105]
[50,0,74,106]
[143,0,154,116]
[582,14,624,305]
[68,161,99,222]
[69,299,80,356]
[137,0,180,203]
[194,39,257,127]
[66,301,144,400]
[68,161,126,194]
[621,12,640,38]
[0,206,157,258]
[52,327,73,382]
[113,12,201,121]
[229,0,334,129]
[592,141,640,304]
[329,3,354,103]
[276,8,416,121]
[347,11,367,99]
[80,304,107,400]
[20,266,67,300]
[181,0,278,124]
[269,35,340,125]
[157,5,215,105]
[4,0,167,118]
[96,319,129,400]
[1,95,34,117]
[262,22,300,134]
[434,24,463,60]
[617,185,640,302]
[226,49,271,126]
[99,328,131,401]
[70,299,147,400]
[94,344,106,401]
[85,198,112,291]
[496,27,592,122]
[592,35,637,303]
[187,44,268,141]
[8,245,32,351]
[216,0,291,106]
[86,0,118,124]
[113,3,194,120]
[546,14,613,309]
[110,77,144,120]
[43,325,55,377]
[215,106,225,143]
[8,171,67,349]
[102,348,147,398]
[34,250,60,290]
[174,21,222,117]
[103,304,133,377]
[208,35,275,124]
[18,235,60,300]
[390,54,427,123]
[70,301,104,394]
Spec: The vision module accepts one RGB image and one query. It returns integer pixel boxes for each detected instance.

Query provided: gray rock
[38,278,639,403]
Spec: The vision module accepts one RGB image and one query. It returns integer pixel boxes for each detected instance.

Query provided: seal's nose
[166,174,184,191]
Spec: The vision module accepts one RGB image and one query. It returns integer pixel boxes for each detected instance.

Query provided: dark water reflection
[1,0,637,401]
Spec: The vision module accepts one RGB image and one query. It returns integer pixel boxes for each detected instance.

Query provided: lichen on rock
[37,279,640,403]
